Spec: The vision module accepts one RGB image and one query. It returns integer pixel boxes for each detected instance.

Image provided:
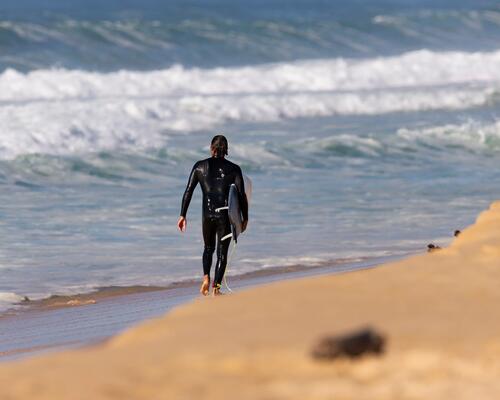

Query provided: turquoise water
[1,0,500,309]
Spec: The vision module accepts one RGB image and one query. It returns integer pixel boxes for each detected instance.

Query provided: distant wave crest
[1,49,500,159]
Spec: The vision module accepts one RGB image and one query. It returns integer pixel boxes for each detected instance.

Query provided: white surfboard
[227,175,252,242]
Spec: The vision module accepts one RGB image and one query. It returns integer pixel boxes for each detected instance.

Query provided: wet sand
[1,202,499,399]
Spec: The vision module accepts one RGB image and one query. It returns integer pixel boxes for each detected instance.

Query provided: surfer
[178,135,248,296]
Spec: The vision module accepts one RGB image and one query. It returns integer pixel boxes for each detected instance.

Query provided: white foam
[1,49,500,158]
[1,86,494,159]
[2,49,500,101]
[397,120,500,152]
[0,292,24,312]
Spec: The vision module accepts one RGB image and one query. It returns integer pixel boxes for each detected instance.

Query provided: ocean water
[1,0,500,310]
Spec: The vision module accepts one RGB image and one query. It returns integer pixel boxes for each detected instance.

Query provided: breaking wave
[3,49,500,101]
[0,49,500,159]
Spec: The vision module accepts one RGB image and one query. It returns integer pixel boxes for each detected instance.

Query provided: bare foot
[200,275,210,296]
[212,286,223,297]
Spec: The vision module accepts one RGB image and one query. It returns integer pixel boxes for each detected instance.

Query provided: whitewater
[1,49,500,159]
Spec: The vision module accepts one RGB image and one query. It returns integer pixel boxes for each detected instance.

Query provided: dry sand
[1,202,500,399]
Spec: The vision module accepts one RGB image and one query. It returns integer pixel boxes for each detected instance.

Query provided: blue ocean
[1,0,500,310]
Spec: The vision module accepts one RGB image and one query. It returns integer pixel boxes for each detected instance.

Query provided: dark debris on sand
[311,327,386,360]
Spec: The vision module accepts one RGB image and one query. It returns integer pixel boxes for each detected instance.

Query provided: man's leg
[213,216,231,295]
[201,217,216,296]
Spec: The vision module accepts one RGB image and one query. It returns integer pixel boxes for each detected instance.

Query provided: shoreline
[2,253,407,317]
[0,254,403,362]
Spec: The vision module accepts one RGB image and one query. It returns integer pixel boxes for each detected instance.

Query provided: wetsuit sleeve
[235,166,249,221]
[180,163,199,217]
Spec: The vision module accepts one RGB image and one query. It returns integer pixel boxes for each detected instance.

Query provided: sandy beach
[0,201,498,398]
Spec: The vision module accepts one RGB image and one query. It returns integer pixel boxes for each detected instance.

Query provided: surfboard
[227,175,252,242]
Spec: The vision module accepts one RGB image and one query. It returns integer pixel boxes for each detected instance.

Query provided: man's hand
[177,216,187,232]
[242,219,248,233]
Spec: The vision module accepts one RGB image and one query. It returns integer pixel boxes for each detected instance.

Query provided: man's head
[211,135,228,158]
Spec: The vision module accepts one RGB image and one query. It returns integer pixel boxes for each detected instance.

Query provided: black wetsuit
[180,156,248,287]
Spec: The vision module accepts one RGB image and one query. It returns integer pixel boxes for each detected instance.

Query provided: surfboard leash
[223,239,237,293]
